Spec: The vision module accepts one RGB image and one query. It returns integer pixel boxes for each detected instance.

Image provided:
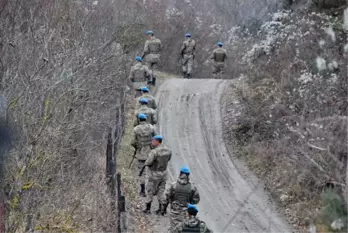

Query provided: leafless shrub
[0,0,148,231]
[224,6,347,229]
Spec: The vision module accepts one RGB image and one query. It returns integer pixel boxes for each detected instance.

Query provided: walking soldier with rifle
[162,166,200,231]
[142,30,162,86]
[139,135,172,214]
[134,98,157,127]
[137,86,157,110]
[131,113,156,197]
[128,56,152,97]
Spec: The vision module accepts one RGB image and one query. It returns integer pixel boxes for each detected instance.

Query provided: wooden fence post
[116,172,126,233]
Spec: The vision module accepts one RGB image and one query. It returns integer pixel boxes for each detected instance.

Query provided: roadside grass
[116,72,175,232]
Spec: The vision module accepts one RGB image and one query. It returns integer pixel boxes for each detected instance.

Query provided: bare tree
[0,0,147,231]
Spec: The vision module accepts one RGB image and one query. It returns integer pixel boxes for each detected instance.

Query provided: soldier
[134,98,157,126]
[131,113,156,196]
[181,33,196,79]
[211,42,227,79]
[172,204,213,233]
[137,86,157,110]
[128,56,152,97]
[139,135,172,214]
[142,30,162,86]
[162,166,200,231]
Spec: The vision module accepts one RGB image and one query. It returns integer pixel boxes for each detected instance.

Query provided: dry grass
[115,97,152,233]
[116,72,174,233]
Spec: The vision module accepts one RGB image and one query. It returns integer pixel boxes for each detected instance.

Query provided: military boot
[183,72,187,79]
[140,184,146,197]
[187,73,191,79]
[143,202,151,214]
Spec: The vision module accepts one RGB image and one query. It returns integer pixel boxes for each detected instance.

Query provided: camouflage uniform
[134,105,157,126]
[211,47,227,79]
[163,174,200,231]
[181,38,196,77]
[131,122,156,186]
[128,63,152,97]
[172,216,213,233]
[144,144,172,205]
[142,37,162,84]
[137,93,157,110]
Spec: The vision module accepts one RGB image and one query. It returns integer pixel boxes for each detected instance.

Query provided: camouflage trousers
[212,62,225,79]
[182,54,193,74]
[137,159,146,185]
[145,54,160,80]
[168,205,186,232]
[145,173,166,204]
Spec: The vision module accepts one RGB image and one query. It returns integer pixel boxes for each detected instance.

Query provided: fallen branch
[307,142,326,151]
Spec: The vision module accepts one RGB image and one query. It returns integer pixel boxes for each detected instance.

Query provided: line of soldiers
[128,30,228,98]
[130,85,213,233]
[180,33,228,79]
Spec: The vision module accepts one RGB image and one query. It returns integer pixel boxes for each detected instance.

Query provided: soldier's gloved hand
[147,80,152,84]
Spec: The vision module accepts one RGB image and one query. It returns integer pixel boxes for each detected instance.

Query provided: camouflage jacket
[143,37,162,56]
[137,94,157,110]
[173,216,213,233]
[211,47,227,62]
[181,38,196,56]
[164,174,200,208]
[134,106,157,126]
[131,122,156,160]
[145,144,172,178]
[128,63,152,83]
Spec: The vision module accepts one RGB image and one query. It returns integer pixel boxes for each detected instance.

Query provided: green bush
[321,188,347,230]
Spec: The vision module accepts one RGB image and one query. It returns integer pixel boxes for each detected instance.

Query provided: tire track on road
[155,78,293,233]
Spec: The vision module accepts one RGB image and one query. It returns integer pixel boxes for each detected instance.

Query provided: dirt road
[154,78,293,233]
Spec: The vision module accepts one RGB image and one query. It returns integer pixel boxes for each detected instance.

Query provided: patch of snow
[328,73,338,84]
[316,57,326,72]
[165,7,181,19]
[327,60,338,71]
[331,219,344,230]
[309,223,316,233]
[280,194,289,202]
[195,16,203,29]
[324,26,335,42]
[242,10,296,64]
[344,44,348,53]
[343,7,348,31]
[227,26,241,45]
[298,72,313,84]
